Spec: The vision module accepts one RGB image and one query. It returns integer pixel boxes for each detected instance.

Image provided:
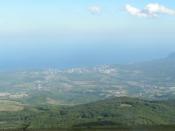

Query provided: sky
[0,0,175,69]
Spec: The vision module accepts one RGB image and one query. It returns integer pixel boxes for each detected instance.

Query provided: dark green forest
[0,97,175,130]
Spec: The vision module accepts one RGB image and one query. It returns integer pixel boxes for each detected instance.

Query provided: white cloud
[146,3,175,15]
[125,4,149,17]
[125,3,175,17]
[88,5,101,14]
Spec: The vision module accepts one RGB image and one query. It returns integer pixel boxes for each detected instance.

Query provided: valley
[0,54,175,129]
[1,54,175,106]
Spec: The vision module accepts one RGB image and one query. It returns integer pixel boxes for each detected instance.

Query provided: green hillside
[31,97,175,128]
[1,97,175,129]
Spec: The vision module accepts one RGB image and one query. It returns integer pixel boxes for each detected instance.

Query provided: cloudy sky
[0,0,175,69]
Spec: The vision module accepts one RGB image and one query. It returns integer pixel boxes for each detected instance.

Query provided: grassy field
[0,100,24,112]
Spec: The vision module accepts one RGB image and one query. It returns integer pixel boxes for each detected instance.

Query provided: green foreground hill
[0,97,175,129]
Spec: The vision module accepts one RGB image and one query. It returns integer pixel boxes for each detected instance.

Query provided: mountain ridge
[2,97,174,129]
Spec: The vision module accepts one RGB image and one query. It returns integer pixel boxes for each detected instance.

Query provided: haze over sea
[0,36,174,70]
